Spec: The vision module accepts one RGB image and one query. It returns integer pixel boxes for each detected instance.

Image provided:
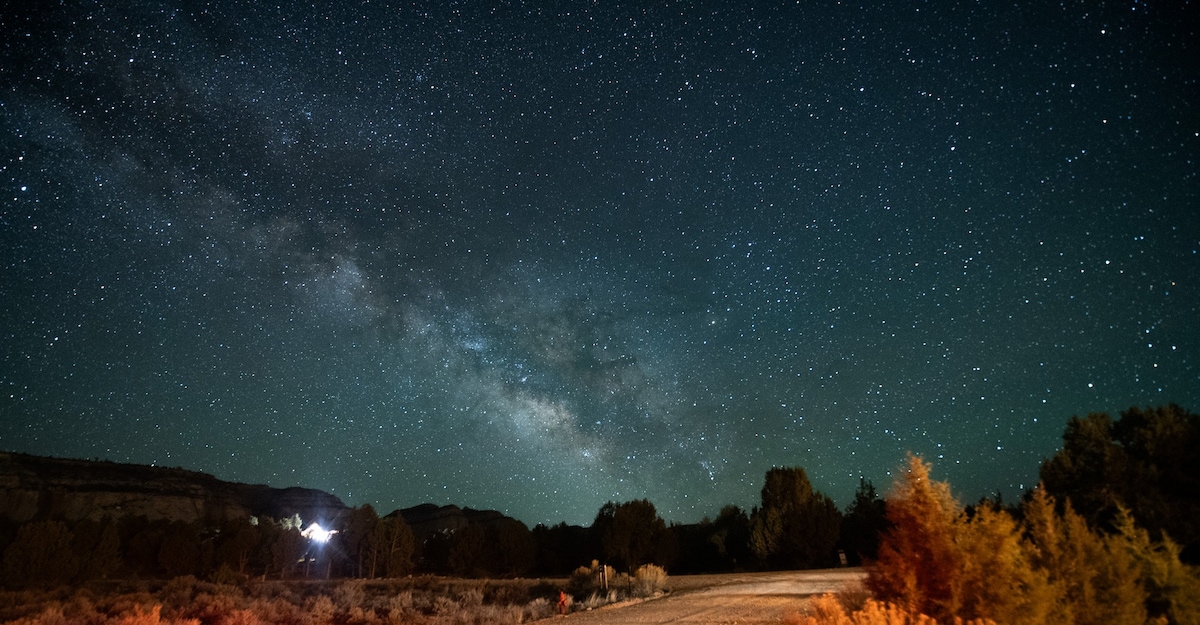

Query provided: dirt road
[558,568,866,625]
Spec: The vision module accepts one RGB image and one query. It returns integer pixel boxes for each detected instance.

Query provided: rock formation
[0,451,346,525]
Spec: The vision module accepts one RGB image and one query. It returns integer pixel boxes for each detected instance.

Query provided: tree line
[1,404,1195,596]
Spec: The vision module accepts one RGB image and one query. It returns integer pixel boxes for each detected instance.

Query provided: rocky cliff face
[0,452,346,525]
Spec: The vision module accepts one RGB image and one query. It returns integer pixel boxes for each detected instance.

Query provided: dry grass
[783,594,998,625]
[0,575,565,625]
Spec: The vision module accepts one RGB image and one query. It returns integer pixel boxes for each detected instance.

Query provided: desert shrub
[608,572,632,597]
[833,580,871,614]
[345,605,381,625]
[214,608,263,625]
[303,595,336,625]
[457,587,484,608]
[110,604,201,625]
[383,592,416,625]
[183,590,244,623]
[782,594,998,625]
[633,563,667,597]
[159,576,201,608]
[431,594,461,617]
[244,597,302,625]
[105,594,160,620]
[210,564,247,586]
[577,593,609,611]
[62,590,104,624]
[462,603,521,625]
[333,579,365,610]
[566,565,593,596]
[524,597,553,621]
[4,605,70,625]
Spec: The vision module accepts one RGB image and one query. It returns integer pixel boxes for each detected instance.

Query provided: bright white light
[302,522,336,543]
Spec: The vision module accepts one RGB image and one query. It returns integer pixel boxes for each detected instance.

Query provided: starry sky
[2,1,1197,527]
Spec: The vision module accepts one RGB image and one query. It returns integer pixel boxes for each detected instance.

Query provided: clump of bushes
[633,564,667,597]
[861,454,1200,625]
[561,559,669,612]
[566,560,615,597]
[784,594,997,625]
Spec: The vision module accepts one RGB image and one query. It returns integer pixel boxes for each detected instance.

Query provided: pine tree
[866,454,961,621]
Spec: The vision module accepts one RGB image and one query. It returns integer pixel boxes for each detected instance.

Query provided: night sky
[2,1,1197,527]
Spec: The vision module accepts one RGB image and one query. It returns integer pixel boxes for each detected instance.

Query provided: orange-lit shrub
[866,454,1199,625]
[783,593,996,625]
[866,455,961,621]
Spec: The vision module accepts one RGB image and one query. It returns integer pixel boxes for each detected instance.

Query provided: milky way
[2,2,1196,526]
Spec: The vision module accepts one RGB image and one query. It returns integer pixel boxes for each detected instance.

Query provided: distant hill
[393,502,511,541]
[0,451,346,525]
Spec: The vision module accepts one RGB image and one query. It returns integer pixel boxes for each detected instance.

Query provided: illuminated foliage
[1023,487,1147,625]
[954,504,1053,625]
[1112,506,1200,625]
[866,454,960,621]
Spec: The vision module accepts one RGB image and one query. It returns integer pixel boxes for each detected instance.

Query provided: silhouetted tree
[750,466,842,569]
[122,518,172,577]
[340,504,380,577]
[533,522,594,575]
[369,514,416,578]
[669,520,722,573]
[839,477,888,565]
[213,518,260,576]
[594,499,674,572]
[2,520,78,588]
[158,521,202,578]
[1041,404,1200,561]
[712,505,753,570]
[493,518,536,577]
[448,522,489,577]
[268,523,306,579]
[71,518,121,581]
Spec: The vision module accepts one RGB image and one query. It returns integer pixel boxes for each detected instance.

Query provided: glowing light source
[302,522,336,543]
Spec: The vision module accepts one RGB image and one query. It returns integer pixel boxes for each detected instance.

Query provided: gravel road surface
[556,568,866,625]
